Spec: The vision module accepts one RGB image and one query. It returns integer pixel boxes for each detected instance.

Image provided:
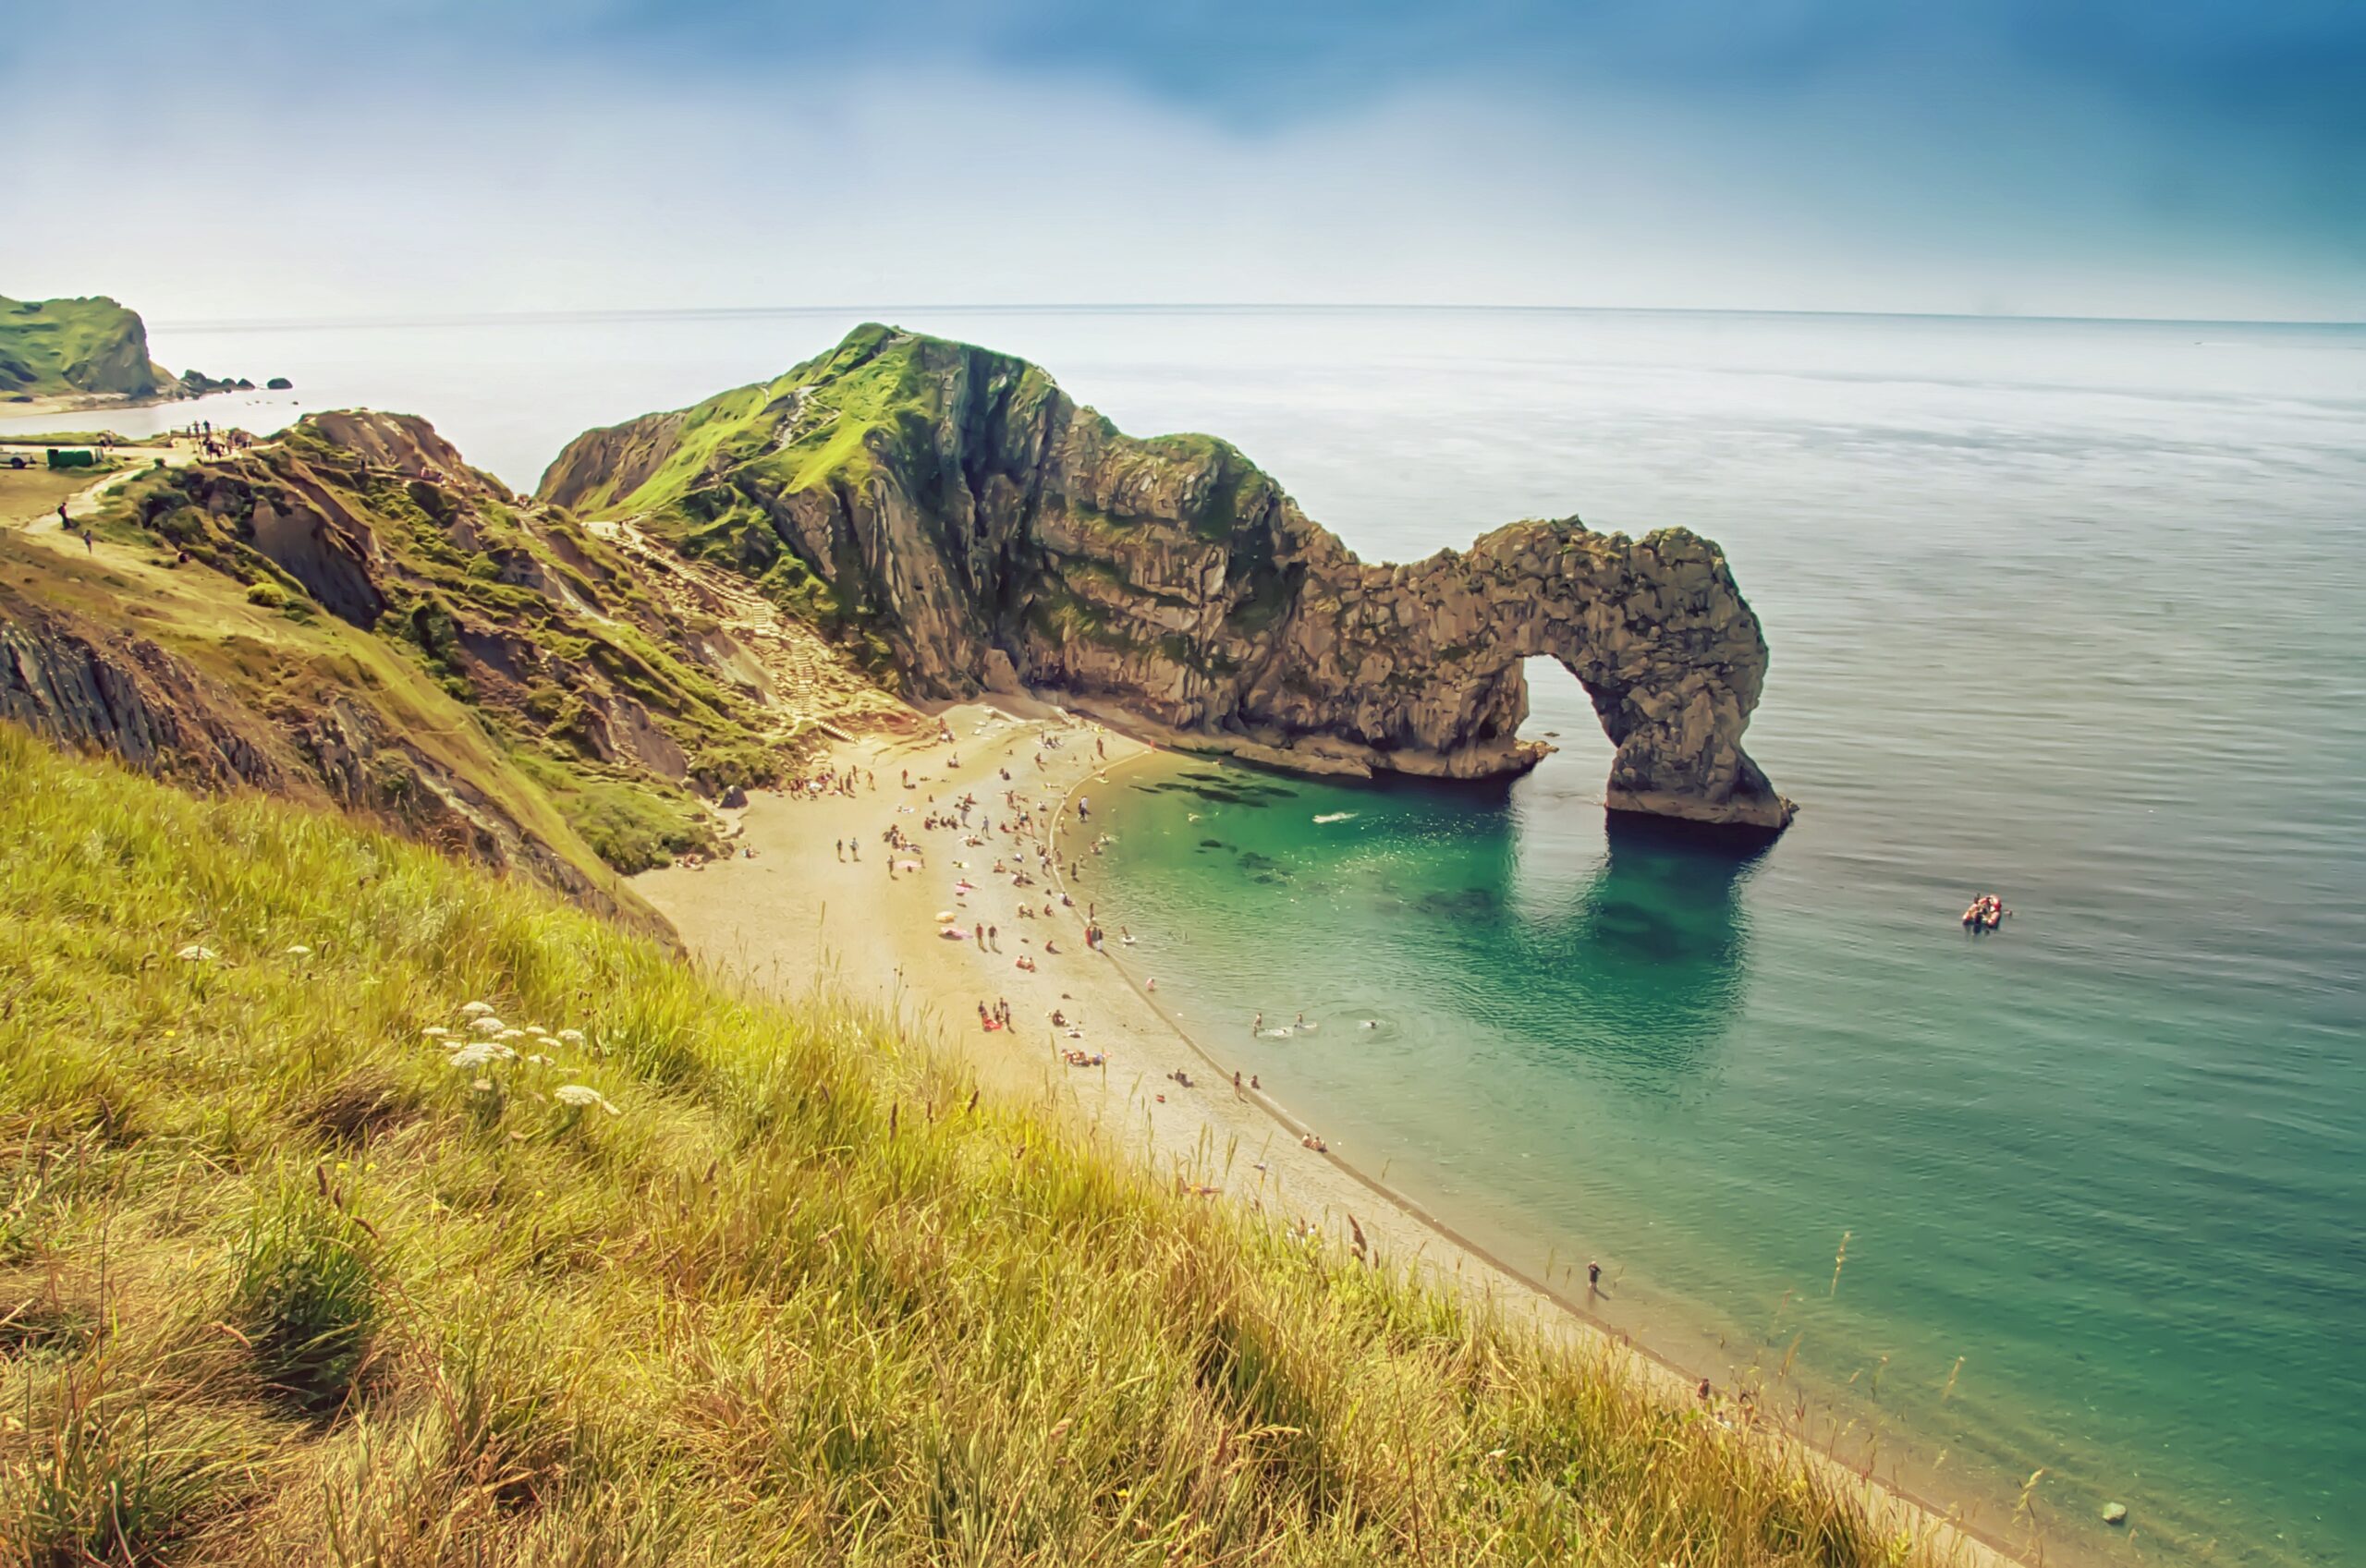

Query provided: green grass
[0,725,1954,1567]
[0,295,172,398]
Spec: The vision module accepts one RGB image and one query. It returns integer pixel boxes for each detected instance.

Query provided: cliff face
[543,325,1790,832]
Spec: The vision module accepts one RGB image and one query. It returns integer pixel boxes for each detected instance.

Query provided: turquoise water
[1066,315,2364,1568]
[17,306,2358,1565]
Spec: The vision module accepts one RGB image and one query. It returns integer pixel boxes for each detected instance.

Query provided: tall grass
[0,723,1956,1566]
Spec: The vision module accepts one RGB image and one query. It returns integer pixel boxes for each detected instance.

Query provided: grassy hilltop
[0,296,176,400]
[0,728,1942,1567]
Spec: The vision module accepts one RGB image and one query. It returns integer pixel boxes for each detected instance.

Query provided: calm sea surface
[12,307,2360,1566]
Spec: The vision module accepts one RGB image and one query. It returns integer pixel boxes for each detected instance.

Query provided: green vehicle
[45,447,96,469]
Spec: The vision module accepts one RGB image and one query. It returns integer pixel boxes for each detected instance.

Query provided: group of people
[1960,893,2012,931]
[793,764,870,799]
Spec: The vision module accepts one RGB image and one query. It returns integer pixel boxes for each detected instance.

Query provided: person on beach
[1252,1012,1263,1034]
[987,925,998,951]
[835,838,844,861]
[1587,1260,1601,1290]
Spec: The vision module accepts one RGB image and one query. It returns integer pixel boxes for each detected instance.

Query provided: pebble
[2101,1502,2128,1526]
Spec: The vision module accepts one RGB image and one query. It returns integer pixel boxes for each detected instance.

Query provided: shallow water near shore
[26,304,2360,1566]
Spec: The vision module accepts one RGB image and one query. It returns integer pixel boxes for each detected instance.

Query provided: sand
[635,698,2039,1568]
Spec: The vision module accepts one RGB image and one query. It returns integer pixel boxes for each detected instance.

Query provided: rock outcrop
[543,325,1791,832]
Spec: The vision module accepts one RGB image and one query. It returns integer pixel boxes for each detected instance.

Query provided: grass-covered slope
[4,411,822,893]
[0,727,1942,1567]
[540,323,1042,668]
[113,416,788,870]
[0,295,173,399]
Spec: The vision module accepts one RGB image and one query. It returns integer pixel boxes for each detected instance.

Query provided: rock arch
[1213,519,1792,833]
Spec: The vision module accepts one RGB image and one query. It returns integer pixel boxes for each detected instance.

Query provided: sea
[10,306,2360,1566]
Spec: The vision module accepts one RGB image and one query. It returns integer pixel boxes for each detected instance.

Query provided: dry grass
[0,723,1948,1567]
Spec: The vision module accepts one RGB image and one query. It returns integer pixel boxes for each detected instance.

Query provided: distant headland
[0,292,281,412]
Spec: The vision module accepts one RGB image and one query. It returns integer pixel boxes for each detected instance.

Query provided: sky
[1,0,2359,322]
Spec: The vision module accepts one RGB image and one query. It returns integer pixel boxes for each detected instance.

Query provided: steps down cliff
[542,324,1791,832]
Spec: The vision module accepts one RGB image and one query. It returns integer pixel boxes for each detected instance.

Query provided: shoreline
[1,388,201,421]
[632,701,2051,1568]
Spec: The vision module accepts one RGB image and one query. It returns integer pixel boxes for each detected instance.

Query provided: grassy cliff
[5,412,826,908]
[0,295,174,400]
[0,726,1941,1566]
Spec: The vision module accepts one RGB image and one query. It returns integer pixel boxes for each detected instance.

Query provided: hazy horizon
[128,301,2366,332]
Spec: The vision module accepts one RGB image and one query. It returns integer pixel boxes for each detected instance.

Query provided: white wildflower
[285,944,312,958]
[459,1001,495,1017]
[526,1053,552,1066]
[468,1016,506,1035]
[449,1039,517,1066]
[524,1025,548,1037]
[555,1028,585,1045]
[176,944,218,962]
[421,1026,452,1039]
[555,1084,620,1115]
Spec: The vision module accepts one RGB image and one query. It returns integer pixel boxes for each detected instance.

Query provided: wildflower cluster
[427,1002,618,1117]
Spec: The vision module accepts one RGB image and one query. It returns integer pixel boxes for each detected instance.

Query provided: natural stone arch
[1207,520,1791,832]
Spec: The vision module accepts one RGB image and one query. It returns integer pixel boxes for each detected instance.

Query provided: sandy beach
[636,699,2034,1568]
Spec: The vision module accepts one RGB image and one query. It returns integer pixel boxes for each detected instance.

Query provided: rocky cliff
[543,324,1790,832]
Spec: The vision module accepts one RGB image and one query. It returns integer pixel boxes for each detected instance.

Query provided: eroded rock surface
[541,325,1792,831]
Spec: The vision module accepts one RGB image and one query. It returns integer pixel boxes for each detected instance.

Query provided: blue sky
[4,1,2358,320]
